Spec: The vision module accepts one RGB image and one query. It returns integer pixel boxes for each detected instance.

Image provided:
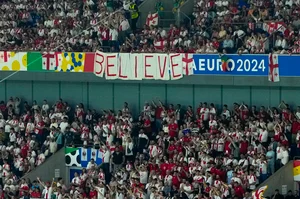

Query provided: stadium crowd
[0,0,300,53]
[0,96,300,199]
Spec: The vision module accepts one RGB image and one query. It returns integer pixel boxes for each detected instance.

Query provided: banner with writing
[93,51,195,80]
[2,51,300,78]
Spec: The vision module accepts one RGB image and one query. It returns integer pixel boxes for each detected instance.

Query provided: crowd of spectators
[1,0,300,53]
[1,96,300,199]
[0,97,64,199]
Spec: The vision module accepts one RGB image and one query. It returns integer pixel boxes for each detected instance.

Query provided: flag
[91,148,97,160]
[263,22,287,35]
[27,52,43,71]
[79,147,89,168]
[83,53,95,72]
[55,52,85,72]
[294,160,300,181]
[221,54,229,72]
[65,147,81,167]
[252,185,268,199]
[96,149,103,165]
[42,52,57,70]
[182,53,195,75]
[268,53,280,82]
[0,52,27,71]
[146,13,159,26]
[0,51,9,63]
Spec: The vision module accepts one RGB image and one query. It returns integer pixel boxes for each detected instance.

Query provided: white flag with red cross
[268,53,280,82]
[146,13,159,26]
[182,53,195,76]
[42,52,57,70]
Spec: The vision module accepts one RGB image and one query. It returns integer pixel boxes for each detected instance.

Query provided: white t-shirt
[103,150,110,163]
[281,150,289,165]
[139,171,148,184]
[42,104,49,112]
[59,122,68,133]
[95,186,105,199]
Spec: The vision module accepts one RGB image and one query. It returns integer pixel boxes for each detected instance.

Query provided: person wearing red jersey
[35,117,45,142]
[159,159,168,177]
[168,119,178,138]
[167,139,176,159]
[152,99,165,131]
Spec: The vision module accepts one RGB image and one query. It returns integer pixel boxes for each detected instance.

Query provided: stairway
[22,148,67,182]
[158,0,176,29]
[254,160,295,197]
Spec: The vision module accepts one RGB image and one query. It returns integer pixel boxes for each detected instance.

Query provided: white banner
[93,52,195,80]
[155,54,169,80]
[105,53,119,80]
[143,54,156,80]
[169,53,183,80]
[94,51,106,77]
[118,53,131,80]
[129,54,143,80]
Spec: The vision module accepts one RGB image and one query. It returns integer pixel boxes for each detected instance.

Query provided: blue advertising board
[192,54,298,77]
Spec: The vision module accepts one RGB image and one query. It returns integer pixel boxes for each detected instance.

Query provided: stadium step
[22,148,66,183]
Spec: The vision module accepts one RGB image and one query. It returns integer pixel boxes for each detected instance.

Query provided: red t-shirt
[144,119,152,133]
[176,145,183,153]
[155,107,163,119]
[160,163,168,176]
[182,136,192,143]
[234,185,245,198]
[89,190,97,198]
[172,176,180,188]
[31,191,41,198]
[168,144,176,158]
[21,145,29,158]
[167,163,176,171]
[56,102,63,110]
[292,121,300,134]
[35,121,44,135]
[239,141,248,155]
[168,123,178,138]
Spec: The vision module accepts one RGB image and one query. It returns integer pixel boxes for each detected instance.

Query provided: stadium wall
[1,72,300,116]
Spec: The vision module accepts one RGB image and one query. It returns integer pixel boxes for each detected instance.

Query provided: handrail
[21,147,65,180]
[178,10,191,26]
[293,156,300,160]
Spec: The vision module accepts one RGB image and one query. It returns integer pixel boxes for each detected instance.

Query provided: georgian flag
[182,53,195,76]
[268,53,280,82]
[146,13,159,26]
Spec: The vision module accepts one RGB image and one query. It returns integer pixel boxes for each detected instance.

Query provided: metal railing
[138,11,191,28]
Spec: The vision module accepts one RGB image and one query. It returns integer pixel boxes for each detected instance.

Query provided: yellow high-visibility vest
[129,4,138,19]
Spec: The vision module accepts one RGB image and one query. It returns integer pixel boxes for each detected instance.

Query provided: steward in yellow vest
[129,1,139,32]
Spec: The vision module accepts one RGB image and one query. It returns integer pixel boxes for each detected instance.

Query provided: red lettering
[95,53,105,75]
[170,54,181,78]
[144,55,154,78]
[118,56,128,79]
[158,56,167,78]
[106,55,117,77]
[134,56,138,78]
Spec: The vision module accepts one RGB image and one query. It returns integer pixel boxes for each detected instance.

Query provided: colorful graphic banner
[1,51,300,78]
[65,147,102,168]
[294,160,300,181]
[0,51,94,72]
